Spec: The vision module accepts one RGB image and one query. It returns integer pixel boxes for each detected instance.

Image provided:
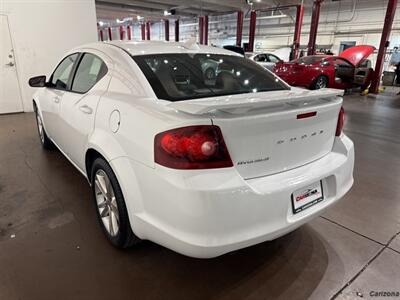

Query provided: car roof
[74,40,243,57]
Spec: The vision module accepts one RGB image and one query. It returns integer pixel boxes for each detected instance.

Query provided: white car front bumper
[112,134,354,258]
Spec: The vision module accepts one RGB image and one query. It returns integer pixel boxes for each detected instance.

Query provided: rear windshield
[132,53,288,101]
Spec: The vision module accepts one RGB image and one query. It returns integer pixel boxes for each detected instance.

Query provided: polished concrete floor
[0,92,399,300]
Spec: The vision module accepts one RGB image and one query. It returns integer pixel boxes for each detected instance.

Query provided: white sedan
[29,41,354,258]
[246,52,283,70]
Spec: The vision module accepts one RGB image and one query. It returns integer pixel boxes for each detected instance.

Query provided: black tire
[204,67,215,80]
[91,157,140,248]
[33,102,54,150]
[312,76,328,90]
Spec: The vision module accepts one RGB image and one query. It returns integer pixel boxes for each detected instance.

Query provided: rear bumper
[113,134,354,258]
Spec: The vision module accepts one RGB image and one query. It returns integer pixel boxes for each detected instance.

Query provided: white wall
[0,0,98,112]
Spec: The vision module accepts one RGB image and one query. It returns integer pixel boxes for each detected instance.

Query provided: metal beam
[199,16,204,45]
[127,25,132,40]
[203,15,209,45]
[292,4,304,60]
[307,0,323,56]
[146,22,151,40]
[236,11,244,47]
[175,19,179,42]
[108,27,112,41]
[370,0,397,93]
[248,10,257,52]
[164,19,170,41]
[141,24,145,40]
[99,29,104,41]
[119,25,124,40]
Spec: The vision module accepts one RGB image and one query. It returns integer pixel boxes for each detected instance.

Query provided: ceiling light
[137,15,143,20]
[259,14,287,20]
[98,21,104,26]
[164,10,171,16]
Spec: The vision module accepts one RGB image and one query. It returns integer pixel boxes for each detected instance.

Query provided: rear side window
[50,53,78,90]
[71,53,108,93]
[132,53,288,101]
[268,54,281,63]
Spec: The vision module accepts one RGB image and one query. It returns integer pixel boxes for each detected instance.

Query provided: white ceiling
[96,0,306,22]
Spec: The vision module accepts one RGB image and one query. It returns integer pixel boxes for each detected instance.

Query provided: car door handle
[53,96,60,103]
[5,62,14,67]
[79,105,93,114]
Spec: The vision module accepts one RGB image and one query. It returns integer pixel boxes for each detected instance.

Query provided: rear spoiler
[167,88,344,115]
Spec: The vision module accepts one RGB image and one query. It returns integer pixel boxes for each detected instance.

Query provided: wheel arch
[84,141,146,234]
[85,128,127,179]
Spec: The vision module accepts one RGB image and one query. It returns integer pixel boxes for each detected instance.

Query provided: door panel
[55,92,99,169]
[41,53,79,142]
[0,15,23,114]
[54,53,109,170]
[40,88,65,138]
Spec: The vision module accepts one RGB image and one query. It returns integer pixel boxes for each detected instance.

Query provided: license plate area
[291,181,324,214]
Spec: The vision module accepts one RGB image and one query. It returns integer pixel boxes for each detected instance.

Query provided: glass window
[50,53,78,90]
[268,54,281,63]
[132,53,288,101]
[296,56,325,65]
[71,53,108,93]
[254,54,266,62]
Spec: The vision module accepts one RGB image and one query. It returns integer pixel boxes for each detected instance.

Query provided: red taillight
[336,107,345,136]
[154,125,233,169]
[297,111,317,119]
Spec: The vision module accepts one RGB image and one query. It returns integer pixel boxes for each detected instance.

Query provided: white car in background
[29,41,354,258]
[246,52,283,70]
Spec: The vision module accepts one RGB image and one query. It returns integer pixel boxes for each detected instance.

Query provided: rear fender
[86,131,146,220]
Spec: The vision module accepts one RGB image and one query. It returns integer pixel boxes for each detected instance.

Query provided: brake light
[154,125,233,169]
[336,107,345,136]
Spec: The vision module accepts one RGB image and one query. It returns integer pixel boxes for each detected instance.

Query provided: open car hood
[338,45,375,66]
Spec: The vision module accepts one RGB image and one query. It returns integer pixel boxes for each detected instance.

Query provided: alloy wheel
[36,112,45,144]
[315,77,327,89]
[94,169,120,237]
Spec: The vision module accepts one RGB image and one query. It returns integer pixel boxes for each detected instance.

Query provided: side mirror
[29,75,47,87]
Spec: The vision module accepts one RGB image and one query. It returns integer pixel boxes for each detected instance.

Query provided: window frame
[48,53,80,91]
[69,52,108,94]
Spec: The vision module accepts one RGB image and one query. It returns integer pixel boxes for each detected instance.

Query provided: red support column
[99,29,104,41]
[141,24,145,40]
[119,25,124,40]
[307,0,323,56]
[146,22,151,40]
[236,11,244,47]
[164,19,170,41]
[203,15,209,45]
[127,25,132,40]
[199,16,204,44]
[292,4,304,60]
[248,10,257,52]
[370,0,397,93]
[108,27,112,41]
[175,19,179,42]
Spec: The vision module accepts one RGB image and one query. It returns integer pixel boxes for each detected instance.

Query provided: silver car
[246,52,283,71]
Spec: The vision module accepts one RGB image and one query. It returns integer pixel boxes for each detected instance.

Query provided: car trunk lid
[338,45,375,67]
[167,88,343,179]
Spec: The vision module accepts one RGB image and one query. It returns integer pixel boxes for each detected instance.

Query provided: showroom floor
[0,92,399,300]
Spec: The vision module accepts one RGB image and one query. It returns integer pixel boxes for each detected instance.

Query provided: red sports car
[273,45,375,90]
